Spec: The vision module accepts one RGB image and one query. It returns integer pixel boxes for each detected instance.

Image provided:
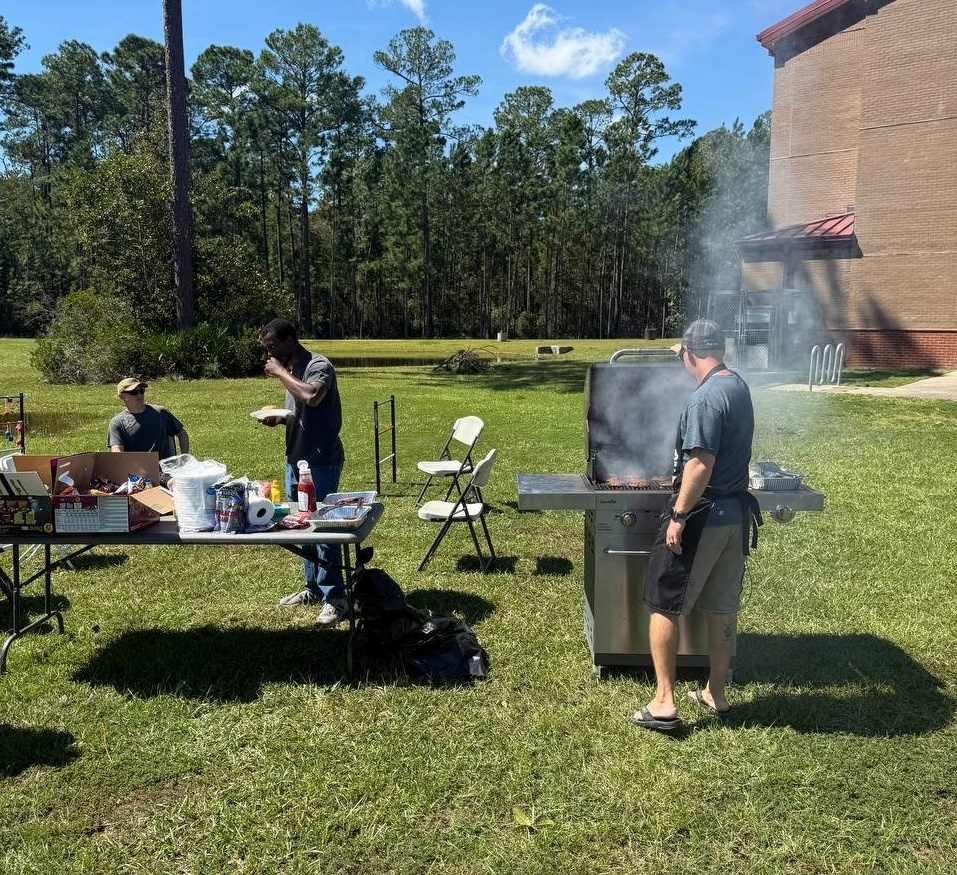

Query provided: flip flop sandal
[629,706,683,732]
[687,689,732,718]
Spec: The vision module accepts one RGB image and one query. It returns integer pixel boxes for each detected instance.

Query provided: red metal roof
[737,212,856,248]
[757,0,854,50]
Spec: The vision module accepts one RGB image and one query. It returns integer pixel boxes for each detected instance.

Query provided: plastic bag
[214,480,247,533]
[161,454,228,532]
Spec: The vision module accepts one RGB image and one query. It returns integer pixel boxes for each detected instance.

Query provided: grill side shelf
[517,474,597,511]
[752,484,825,512]
[518,474,826,514]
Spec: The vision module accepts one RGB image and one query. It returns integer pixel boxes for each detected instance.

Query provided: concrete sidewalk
[769,370,957,400]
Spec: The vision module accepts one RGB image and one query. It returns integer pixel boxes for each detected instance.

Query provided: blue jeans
[285,460,344,602]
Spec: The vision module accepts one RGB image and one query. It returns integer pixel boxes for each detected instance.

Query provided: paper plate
[249,408,292,421]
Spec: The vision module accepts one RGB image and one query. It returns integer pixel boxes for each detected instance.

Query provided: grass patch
[2,339,957,874]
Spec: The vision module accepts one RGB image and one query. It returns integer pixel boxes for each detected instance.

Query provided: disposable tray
[749,474,803,491]
[309,503,371,530]
[322,490,377,506]
[749,461,803,491]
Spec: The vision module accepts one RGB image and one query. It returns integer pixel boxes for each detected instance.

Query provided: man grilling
[630,319,760,732]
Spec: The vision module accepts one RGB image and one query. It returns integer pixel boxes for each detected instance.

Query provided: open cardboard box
[10,452,175,533]
[0,468,54,535]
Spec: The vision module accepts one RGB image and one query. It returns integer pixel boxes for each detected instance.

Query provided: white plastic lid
[297,460,309,470]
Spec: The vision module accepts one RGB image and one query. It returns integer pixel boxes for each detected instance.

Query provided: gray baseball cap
[671,318,725,354]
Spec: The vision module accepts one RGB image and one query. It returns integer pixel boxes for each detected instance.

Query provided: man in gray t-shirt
[631,319,757,734]
[108,378,189,461]
[258,318,346,626]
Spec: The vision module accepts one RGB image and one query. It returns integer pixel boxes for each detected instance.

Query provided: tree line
[0,13,770,350]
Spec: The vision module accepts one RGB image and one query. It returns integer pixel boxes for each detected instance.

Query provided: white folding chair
[417,449,497,572]
[416,415,484,505]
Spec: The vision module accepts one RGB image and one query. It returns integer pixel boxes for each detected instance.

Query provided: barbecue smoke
[586,362,695,482]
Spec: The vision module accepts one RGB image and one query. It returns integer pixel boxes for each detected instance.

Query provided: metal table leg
[1,543,65,673]
[344,544,356,680]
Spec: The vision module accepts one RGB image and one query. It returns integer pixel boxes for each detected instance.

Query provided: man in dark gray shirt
[631,319,759,733]
[258,319,347,626]
[108,378,189,460]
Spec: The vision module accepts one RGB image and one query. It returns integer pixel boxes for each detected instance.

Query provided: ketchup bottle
[296,460,316,512]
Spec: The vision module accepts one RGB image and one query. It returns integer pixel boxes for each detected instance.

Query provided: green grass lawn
[2,339,956,874]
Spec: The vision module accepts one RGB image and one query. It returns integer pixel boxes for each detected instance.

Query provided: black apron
[643,364,762,615]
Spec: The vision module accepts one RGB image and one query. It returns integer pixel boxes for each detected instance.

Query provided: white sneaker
[278,589,322,607]
[315,600,348,626]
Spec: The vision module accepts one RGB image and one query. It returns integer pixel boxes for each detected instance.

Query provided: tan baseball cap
[116,377,148,396]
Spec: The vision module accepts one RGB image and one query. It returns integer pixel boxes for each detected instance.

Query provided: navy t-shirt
[674,371,754,523]
[284,351,344,468]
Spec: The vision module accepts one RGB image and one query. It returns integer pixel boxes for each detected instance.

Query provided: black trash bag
[399,614,490,682]
[351,567,489,682]
[352,567,427,652]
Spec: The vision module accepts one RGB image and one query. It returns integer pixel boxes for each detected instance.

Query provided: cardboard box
[10,452,174,533]
[0,469,54,535]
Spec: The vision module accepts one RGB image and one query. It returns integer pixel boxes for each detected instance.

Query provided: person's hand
[259,414,286,427]
[263,356,286,378]
[666,519,685,554]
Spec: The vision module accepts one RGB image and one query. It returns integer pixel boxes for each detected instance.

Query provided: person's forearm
[265,358,326,406]
[674,454,713,513]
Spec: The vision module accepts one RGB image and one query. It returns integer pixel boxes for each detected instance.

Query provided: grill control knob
[771,505,795,524]
[619,512,637,528]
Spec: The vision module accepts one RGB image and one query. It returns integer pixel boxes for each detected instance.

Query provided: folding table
[0,504,384,674]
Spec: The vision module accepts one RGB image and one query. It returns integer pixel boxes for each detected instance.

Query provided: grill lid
[585,361,694,483]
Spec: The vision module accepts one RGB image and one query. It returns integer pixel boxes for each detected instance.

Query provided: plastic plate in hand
[250,408,292,421]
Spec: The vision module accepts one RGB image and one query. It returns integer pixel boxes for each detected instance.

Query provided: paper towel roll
[246,496,274,526]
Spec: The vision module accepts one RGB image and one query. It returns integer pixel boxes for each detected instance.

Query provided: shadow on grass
[73,584,496,701]
[0,724,79,776]
[732,632,952,737]
[73,625,355,702]
[1,594,73,632]
[61,552,129,572]
[452,554,517,573]
[404,588,494,623]
[534,556,573,576]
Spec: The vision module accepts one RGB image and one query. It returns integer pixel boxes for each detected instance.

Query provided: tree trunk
[162,0,194,328]
[298,161,313,336]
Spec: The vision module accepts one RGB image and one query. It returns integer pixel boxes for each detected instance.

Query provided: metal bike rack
[808,343,845,390]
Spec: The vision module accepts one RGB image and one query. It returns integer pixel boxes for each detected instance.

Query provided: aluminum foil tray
[309,503,371,530]
[749,474,803,491]
[749,461,803,491]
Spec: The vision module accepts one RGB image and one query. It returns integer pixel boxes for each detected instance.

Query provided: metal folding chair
[417,449,497,572]
[416,415,484,505]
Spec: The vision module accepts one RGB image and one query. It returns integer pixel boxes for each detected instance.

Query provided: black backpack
[352,567,489,682]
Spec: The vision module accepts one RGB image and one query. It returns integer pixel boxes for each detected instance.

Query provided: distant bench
[535,345,573,357]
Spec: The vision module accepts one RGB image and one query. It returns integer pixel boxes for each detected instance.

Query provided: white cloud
[500,4,626,79]
[365,0,428,25]
[400,0,427,22]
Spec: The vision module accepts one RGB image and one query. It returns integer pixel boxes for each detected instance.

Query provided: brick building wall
[755,0,957,367]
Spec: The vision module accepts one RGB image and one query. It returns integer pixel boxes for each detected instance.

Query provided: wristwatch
[670,508,689,522]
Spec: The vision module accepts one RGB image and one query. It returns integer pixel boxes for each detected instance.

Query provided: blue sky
[3,0,801,161]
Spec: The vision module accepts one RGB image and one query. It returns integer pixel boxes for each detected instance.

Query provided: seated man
[108,378,189,462]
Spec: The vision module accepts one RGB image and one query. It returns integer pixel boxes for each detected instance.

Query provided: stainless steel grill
[518,350,825,677]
